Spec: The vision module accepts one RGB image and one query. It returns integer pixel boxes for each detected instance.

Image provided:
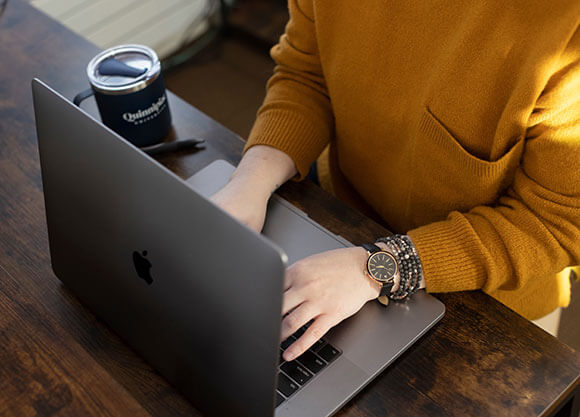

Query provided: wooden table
[1,1,579,416]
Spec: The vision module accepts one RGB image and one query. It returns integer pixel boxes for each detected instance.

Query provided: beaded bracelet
[376,234,424,301]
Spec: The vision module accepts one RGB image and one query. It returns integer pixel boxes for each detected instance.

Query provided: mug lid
[87,44,161,94]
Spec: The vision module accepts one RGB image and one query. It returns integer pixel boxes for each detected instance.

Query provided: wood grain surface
[1,1,579,416]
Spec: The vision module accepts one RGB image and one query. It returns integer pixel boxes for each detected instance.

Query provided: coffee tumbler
[74,44,172,147]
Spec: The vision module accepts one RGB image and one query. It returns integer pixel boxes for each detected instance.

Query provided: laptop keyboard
[275,324,342,407]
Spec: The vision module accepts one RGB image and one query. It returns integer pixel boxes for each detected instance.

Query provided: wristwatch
[361,243,400,305]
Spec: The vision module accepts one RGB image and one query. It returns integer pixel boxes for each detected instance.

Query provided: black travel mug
[74,44,172,147]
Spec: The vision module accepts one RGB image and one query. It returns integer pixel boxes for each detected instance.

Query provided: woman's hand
[210,145,297,233]
[211,146,380,362]
[281,247,381,361]
[210,175,270,233]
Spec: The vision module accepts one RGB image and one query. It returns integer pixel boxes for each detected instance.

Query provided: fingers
[283,315,336,362]
[281,287,305,316]
[279,249,368,362]
[280,301,316,341]
[281,261,308,314]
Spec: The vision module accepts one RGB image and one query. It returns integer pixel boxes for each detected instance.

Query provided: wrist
[232,145,297,197]
[227,170,273,202]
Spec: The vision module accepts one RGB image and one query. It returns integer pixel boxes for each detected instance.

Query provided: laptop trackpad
[185,159,351,264]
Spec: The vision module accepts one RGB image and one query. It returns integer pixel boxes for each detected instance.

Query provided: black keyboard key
[276,391,285,407]
[297,350,326,374]
[281,336,295,350]
[293,323,310,338]
[278,349,285,366]
[277,372,299,397]
[293,328,306,339]
[281,361,313,386]
[318,343,340,363]
[311,338,326,352]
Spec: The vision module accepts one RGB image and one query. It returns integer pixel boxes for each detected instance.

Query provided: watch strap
[361,243,381,254]
[379,281,393,297]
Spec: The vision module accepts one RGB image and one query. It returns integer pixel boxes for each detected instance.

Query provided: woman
[212,0,580,361]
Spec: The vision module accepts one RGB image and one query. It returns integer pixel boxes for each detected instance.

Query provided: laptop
[32,78,445,417]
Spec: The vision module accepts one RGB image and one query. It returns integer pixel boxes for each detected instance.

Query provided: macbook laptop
[32,78,445,417]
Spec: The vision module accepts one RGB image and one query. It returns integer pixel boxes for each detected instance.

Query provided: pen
[141,138,205,156]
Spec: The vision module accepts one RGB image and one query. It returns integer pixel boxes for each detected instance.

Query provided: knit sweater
[245,0,580,320]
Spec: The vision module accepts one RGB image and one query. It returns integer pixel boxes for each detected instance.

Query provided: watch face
[367,251,397,283]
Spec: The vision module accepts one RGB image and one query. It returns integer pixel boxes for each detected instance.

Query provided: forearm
[230,145,297,198]
[244,0,333,179]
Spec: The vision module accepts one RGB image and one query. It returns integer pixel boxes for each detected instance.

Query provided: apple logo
[132,250,153,285]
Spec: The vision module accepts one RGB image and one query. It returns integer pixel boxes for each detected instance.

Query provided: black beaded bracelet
[376,234,424,301]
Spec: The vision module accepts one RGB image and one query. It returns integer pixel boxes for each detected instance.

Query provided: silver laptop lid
[32,78,285,417]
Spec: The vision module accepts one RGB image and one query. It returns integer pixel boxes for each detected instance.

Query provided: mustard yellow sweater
[245,0,580,320]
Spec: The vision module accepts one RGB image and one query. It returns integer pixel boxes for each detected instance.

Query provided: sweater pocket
[409,107,525,225]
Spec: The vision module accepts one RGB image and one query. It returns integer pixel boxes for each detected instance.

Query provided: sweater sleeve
[408,27,580,304]
[244,0,333,179]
